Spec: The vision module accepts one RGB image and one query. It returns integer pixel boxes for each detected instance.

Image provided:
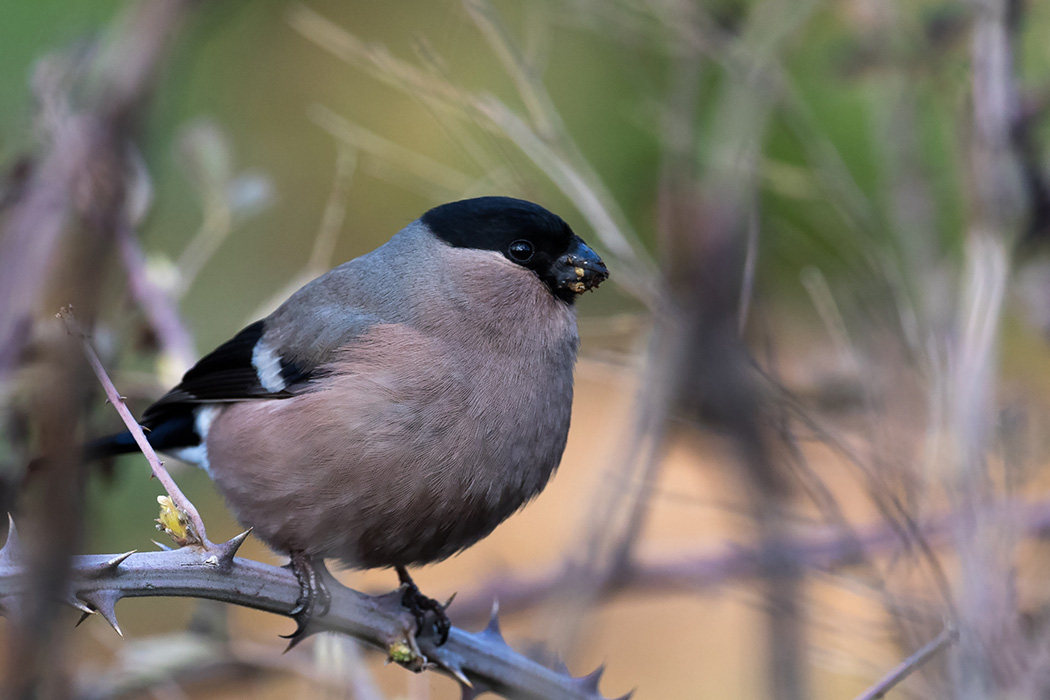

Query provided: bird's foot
[281,552,331,648]
[397,566,451,645]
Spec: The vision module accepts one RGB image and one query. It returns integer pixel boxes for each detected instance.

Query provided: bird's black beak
[553,236,609,295]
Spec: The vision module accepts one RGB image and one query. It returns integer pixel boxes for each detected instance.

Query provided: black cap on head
[423,196,573,252]
[422,196,608,303]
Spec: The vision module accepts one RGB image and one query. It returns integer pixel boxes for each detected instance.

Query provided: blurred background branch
[0,2,196,699]
[4,0,1050,699]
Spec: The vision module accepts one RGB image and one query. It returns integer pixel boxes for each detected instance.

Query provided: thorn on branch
[575,664,606,694]
[213,528,252,569]
[460,679,490,700]
[0,514,24,566]
[429,641,472,687]
[479,599,507,647]
[92,550,136,575]
[66,596,94,615]
[79,589,124,637]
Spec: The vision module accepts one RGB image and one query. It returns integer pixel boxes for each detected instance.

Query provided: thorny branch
[0,520,630,700]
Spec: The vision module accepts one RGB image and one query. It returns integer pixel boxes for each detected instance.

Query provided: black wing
[140,320,309,429]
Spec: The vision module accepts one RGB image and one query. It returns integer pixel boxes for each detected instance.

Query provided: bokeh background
[4,0,1050,698]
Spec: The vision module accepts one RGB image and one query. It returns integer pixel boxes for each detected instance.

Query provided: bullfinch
[89,196,609,643]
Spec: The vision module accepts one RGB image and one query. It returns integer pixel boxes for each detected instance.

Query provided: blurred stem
[462,0,562,142]
[287,3,661,307]
[309,104,475,200]
[534,5,708,648]
[949,0,1026,695]
[451,495,1050,621]
[677,1,818,697]
[538,312,675,651]
[309,144,357,275]
[314,635,386,700]
[174,191,232,299]
[0,2,197,697]
[854,626,957,700]
[118,219,197,374]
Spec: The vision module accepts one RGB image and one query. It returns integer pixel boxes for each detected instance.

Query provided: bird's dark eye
[507,239,535,263]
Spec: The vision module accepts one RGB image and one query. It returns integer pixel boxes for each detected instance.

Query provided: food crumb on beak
[574,267,585,279]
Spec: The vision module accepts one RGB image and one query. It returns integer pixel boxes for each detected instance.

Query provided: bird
[87,196,609,643]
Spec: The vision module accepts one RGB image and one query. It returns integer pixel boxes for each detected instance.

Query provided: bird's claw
[281,553,331,648]
[401,584,451,645]
[397,566,451,645]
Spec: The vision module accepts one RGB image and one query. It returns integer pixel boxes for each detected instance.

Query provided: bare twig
[659,2,819,698]
[57,307,210,548]
[853,626,957,700]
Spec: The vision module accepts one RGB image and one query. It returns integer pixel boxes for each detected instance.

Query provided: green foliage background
[6,2,1050,697]
[10,1,1047,320]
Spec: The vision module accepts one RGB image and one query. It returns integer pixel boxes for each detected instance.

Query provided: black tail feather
[24,431,139,484]
[83,431,142,461]
[24,412,199,486]
[84,410,200,461]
